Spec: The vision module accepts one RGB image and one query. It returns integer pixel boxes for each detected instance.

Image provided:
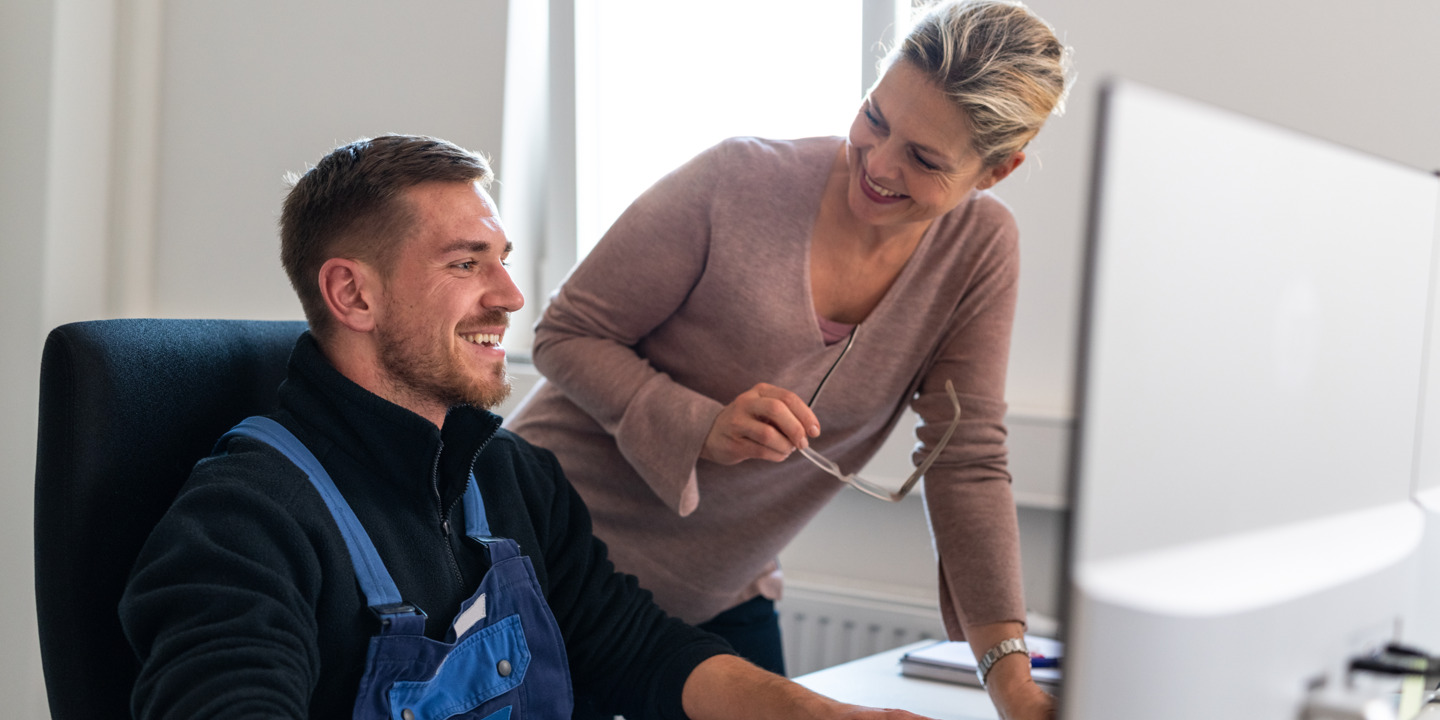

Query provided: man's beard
[375,312,513,412]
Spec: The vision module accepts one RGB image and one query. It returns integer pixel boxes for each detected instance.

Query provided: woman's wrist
[961,621,1052,719]
[983,654,1054,720]
[976,637,1029,687]
[983,650,1034,693]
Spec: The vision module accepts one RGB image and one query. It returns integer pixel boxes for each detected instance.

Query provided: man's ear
[318,257,379,333]
[975,151,1026,191]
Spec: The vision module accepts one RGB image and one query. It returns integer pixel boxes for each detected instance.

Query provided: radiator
[776,581,946,677]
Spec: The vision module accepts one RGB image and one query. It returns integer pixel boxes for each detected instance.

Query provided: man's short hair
[280,134,493,337]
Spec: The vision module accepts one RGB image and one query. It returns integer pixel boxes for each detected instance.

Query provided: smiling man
[118,135,933,720]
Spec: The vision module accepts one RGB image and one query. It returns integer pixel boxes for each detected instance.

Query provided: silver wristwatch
[976,637,1028,687]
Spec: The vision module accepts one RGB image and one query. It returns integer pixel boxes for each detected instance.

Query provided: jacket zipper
[431,440,466,586]
[433,420,502,586]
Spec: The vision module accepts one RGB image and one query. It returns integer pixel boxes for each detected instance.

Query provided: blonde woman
[510,2,1071,717]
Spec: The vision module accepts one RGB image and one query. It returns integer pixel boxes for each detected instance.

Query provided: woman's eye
[913,151,939,171]
[858,103,881,127]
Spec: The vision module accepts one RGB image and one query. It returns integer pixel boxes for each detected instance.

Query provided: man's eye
[455,261,475,271]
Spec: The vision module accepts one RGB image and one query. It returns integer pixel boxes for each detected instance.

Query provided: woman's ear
[976,151,1026,191]
[317,257,379,334]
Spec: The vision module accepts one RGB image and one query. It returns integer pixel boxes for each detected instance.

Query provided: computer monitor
[1060,80,1440,719]
[1409,187,1440,651]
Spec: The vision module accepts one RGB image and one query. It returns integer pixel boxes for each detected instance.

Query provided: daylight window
[575,0,867,257]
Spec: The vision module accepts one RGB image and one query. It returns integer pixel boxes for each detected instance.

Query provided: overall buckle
[370,602,427,628]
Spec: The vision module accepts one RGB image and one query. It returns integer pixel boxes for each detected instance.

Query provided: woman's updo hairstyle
[888,0,1072,167]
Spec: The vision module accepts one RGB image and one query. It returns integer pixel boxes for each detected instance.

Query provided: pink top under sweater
[507,136,1024,635]
[815,314,855,345]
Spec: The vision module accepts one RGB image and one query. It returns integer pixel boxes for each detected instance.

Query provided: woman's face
[844,60,1021,229]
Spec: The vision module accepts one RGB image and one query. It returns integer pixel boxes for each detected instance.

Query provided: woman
[508,1,1070,717]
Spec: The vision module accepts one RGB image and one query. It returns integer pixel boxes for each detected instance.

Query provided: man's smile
[460,331,502,346]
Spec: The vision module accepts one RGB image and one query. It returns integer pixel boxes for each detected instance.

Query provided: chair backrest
[34,318,308,720]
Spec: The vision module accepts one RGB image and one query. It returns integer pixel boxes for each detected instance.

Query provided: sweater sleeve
[912,202,1029,638]
[119,450,324,720]
[529,142,737,516]
[513,440,734,720]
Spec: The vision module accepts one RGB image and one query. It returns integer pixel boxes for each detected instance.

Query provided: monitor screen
[1061,80,1440,719]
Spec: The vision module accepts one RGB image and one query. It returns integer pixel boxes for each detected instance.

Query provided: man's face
[370,180,523,421]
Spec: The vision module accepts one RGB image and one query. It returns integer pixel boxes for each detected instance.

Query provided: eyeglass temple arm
[798,446,841,475]
[892,380,963,500]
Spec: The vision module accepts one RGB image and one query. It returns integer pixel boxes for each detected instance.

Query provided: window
[575,0,882,257]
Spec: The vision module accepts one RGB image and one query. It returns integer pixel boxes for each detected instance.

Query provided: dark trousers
[571,595,786,719]
[696,594,786,676]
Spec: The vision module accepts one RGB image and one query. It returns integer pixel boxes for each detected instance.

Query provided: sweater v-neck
[800,139,946,344]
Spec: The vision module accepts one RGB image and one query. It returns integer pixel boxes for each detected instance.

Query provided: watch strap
[976,636,1029,687]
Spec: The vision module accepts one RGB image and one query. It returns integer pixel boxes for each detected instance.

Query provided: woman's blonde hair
[887,0,1072,167]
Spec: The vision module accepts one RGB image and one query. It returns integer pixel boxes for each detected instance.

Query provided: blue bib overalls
[219,417,574,720]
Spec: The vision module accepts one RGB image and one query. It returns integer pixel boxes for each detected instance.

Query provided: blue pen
[1030,656,1061,669]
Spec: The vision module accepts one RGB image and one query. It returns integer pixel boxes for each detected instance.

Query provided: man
[119,134,932,720]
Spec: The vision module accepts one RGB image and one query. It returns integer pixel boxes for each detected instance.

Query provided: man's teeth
[462,333,501,346]
[865,173,902,198]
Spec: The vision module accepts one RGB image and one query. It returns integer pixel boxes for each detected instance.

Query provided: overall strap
[463,473,518,563]
[218,417,424,630]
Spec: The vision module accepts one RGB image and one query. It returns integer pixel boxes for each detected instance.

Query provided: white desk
[793,641,999,720]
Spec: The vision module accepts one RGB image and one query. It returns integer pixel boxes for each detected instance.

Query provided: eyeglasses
[798,380,962,502]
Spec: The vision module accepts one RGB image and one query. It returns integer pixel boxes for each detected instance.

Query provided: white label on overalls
[452,593,487,638]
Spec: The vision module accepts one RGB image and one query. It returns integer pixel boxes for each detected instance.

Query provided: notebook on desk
[900,635,1062,692]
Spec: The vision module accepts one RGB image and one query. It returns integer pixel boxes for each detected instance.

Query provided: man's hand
[699,383,820,465]
[682,654,937,720]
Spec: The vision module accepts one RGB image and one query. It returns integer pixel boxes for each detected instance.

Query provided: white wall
[149,0,510,321]
[2,0,59,715]
[5,0,1439,715]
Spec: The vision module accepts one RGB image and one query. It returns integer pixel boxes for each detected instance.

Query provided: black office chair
[34,318,308,720]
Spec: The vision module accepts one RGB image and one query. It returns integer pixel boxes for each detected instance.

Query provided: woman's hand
[988,673,1055,720]
[982,648,1056,720]
[700,383,821,465]
[965,622,1056,720]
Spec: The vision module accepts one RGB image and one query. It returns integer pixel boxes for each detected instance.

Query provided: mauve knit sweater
[506,136,1024,637]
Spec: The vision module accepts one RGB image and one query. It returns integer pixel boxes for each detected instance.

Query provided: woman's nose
[866,138,902,181]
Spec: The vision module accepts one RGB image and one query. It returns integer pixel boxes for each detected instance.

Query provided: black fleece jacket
[120,333,731,719]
